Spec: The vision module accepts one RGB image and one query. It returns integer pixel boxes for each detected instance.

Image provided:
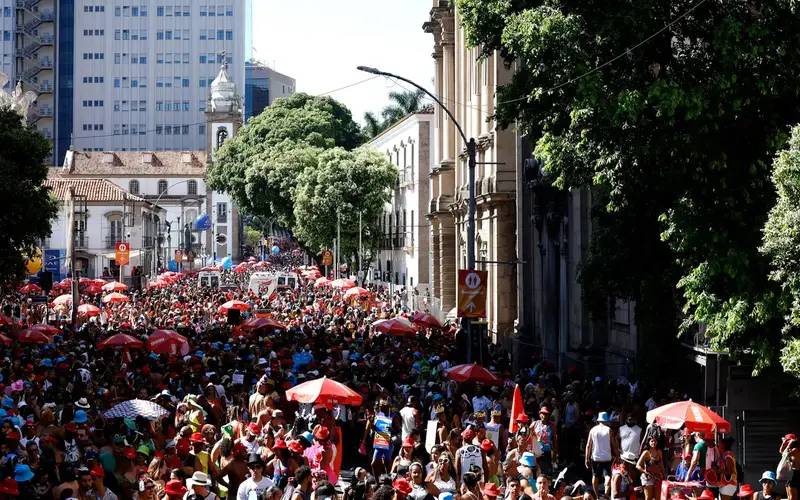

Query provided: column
[439,214,456,311]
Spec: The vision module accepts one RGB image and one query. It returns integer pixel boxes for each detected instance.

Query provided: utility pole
[67,187,78,328]
[336,209,341,279]
[119,199,125,283]
[358,211,362,285]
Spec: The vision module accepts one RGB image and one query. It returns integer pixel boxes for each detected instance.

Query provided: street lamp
[357,65,478,362]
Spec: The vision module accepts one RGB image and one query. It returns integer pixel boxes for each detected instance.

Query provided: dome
[209,64,238,113]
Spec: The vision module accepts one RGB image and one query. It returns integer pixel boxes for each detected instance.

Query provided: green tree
[362,90,428,139]
[0,108,57,284]
[762,126,800,377]
[293,147,398,259]
[363,111,385,139]
[456,0,800,373]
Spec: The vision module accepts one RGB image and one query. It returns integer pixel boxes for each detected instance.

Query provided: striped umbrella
[101,281,128,292]
[102,292,129,304]
[103,399,169,420]
[646,400,731,433]
[97,333,143,350]
[446,363,502,385]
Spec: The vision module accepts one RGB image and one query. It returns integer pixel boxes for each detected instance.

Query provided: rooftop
[61,150,207,176]
[44,178,150,203]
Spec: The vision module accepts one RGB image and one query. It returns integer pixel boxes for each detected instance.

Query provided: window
[199,55,207,64]
[199,124,206,135]
[156,6,164,16]
[129,180,140,195]
[217,203,227,223]
[158,180,168,195]
[217,30,224,41]
[187,180,197,195]
[182,125,189,135]
[155,101,163,111]
[226,30,233,41]
[226,5,234,16]
[155,125,163,135]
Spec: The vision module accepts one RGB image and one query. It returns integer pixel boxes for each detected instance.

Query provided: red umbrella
[314,277,331,288]
[218,300,249,313]
[17,329,51,344]
[148,280,169,289]
[30,324,60,336]
[102,281,128,292]
[52,294,73,306]
[646,400,731,433]
[372,317,417,337]
[102,292,129,304]
[77,304,101,317]
[344,287,370,299]
[97,333,144,350]
[84,284,104,295]
[240,317,288,332]
[0,334,11,346]
[201,265,221,272]
[18,283,42,294]
[234,263,249,273]
[147,329,190,356]
[330,278,356,290]
[411,311,443,329]
[285,376,363,406]
[446,363,502,385]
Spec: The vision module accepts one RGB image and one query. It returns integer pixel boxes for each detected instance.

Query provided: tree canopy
[363,89,428,139]
[207,93,397,262]
[456,0,800,373]
[0,108,57,284]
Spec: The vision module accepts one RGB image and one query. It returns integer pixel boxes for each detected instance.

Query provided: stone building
[423,0,518,344]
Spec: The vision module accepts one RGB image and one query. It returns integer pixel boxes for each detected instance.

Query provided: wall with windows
[244,61,295,121]
[70,0,246,153]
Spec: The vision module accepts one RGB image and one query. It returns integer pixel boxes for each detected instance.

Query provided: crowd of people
[0,259,797,500]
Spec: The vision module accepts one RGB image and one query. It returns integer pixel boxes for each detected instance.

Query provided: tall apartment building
[244,60,294,121]
[0,0,247,165]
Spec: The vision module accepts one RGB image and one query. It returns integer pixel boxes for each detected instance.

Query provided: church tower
[204,63,243,261]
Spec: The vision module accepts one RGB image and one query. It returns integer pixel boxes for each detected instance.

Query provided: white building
[367,109,433,293]
[43,177,164,279]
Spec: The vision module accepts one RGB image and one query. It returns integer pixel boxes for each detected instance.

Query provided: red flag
[509,384,525,434]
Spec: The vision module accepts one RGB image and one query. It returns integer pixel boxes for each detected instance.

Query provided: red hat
[273,439,288,450]
[5,431,20,442]
[784,433,797,441]
[480,439,495,452]
[164,479,188,497]
[123,447,136,460]
[314,426,330,441]
[176,440,191,455]
[696,490,716,500]
[516,414,530,423]
[247,422,261,435]
[539,406,551,415]
[190,432,205,444]
[738,485,755,497]
[90,465,105,478]
[287,440,304,454]
[482,483,501,498]
[0,477,19,496]
[461,428,476,441]
[233,442,248,458]
[393,478,413,495]
[402,437,415,448]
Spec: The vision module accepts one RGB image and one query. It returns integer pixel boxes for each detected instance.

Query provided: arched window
[129,179,139,195]
[158,180,168,195]
[187,180,197,195]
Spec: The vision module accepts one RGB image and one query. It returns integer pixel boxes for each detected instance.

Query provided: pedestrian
[636,432,665,500]
[585,412,615,498]
[236,454,273,500]
[755,471,778,500]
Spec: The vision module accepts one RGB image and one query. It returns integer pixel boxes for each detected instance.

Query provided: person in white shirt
[399,396,419,441]
[619,416,642,456]
[237,454,274,500]
[585,412,616,498]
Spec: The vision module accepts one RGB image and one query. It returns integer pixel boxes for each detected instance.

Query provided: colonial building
[424,1,518,344]
[367,108,433,296]
[52,64,243,276]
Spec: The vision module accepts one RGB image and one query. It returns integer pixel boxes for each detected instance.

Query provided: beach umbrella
[77,304,101,317]
[234,263,249,273]
[372,317,417,337]
[330,278,356,290]
[285,376,363,406]
[18,283,42,294]
[147,329,190,356]
[646,400,731,433]
[201,265,221,272]
[104,399,169,420]
[16,329,51,344]
[344,287,370,299]
[102,292,129,304]
[411,311,443,329]
[314,277,331,288]
[240,317,287,332]
[84,284,104,295]
[102,281,128,292]
[446,363,502,385]
[30,324,60,336]
[218,300,249,313]
[97,333,143,350]
[52,294,73,306]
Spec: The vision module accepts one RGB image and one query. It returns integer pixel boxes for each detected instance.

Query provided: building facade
[424,1,518,344]
[367,109,433,297]
[244,60,295,121]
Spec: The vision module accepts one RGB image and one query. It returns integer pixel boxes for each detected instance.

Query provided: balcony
[74,236,88,249]
[104,236,117,249]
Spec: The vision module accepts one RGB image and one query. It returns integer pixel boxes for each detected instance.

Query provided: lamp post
[357,66,478,362]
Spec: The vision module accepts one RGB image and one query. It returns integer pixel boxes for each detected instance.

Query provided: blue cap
[519,452,536,468]
[14,463,34,482]
[761,471,777,483]
[597,411,611,423]
[194,350,205,359]
[432,393,443,401]
[300,431,313,443]
[55,356,66,364]
[1,396,13,409]
[40,358,53,367]
[223,343,232,352]
[73,410,88,424]
[7,416,22,428]
[439,493,454,500]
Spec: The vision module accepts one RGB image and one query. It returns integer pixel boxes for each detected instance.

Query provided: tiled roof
[62,150,207,176]
[44,178,148,203]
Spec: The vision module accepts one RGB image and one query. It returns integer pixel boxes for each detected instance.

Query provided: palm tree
[380,89,427,126]
[363,111,385,139]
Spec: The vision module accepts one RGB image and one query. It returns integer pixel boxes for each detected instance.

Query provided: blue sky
[251,0,435,125]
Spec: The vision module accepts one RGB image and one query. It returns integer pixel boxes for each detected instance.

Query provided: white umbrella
[103,399,169,420]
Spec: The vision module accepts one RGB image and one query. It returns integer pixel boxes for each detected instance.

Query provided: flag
[509,383,525,434]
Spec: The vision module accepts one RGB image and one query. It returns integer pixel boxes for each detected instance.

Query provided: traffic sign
[115,241,130,266]
[321,249,333,267]
[457,269,488,318]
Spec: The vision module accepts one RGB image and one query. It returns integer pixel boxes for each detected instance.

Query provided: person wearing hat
[163,479,188,500]
[393,477,413,499]
[456,428,486,484]
[636,431,666,500]
[86,464,117,500]
[185,471,217,500]
[392,436,416,476]
[237,422,261,456]
[485,406,507,457]
[482,482,502,500]
[365,400,395,477]
[480,440,500,487]
[399,396,420,442]
[74,398,91,410]
[517,452,538,496]
[737,484,755,500]
[755,472,777,500]
[236,454,274,500]
[189,432,213,476]
[585,412,615,498]
[718,436,739,500]
[532,406,557,475]
[611,452,638,500]
[785,438,800,500]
